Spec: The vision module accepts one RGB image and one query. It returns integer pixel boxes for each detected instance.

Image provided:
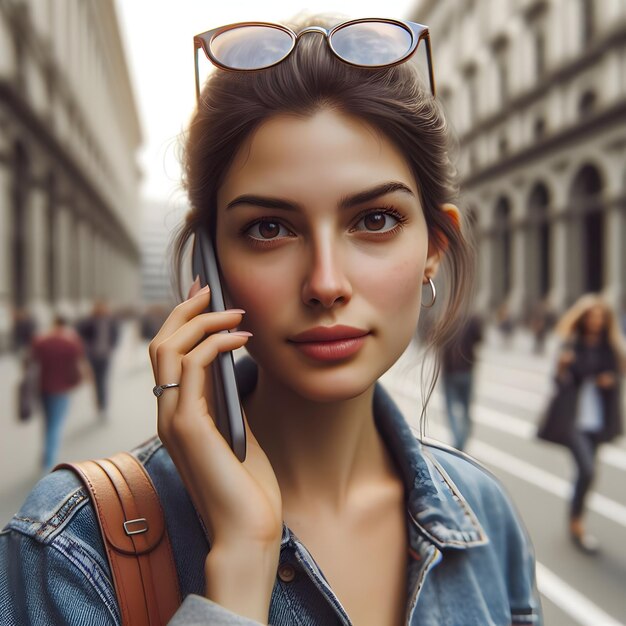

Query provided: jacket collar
[235,357,486,551]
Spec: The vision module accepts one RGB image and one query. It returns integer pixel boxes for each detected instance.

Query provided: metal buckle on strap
[124,518,149,536]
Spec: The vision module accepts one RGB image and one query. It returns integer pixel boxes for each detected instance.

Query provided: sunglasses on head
[193,18,436,101]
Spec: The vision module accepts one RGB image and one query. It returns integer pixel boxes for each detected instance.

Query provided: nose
[301,235,352,309]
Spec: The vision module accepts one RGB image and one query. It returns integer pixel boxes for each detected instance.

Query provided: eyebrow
[225,181,415,212]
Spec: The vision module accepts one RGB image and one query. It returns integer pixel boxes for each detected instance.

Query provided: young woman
[539,294,624,554]
[1,16,542,625]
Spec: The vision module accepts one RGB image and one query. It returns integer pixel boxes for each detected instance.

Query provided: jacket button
[278,564,296,582]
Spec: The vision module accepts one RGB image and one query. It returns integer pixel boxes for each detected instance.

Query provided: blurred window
[494,197,513,299]
[493,37,509,106]
[498,135,509,157]
[578,89,597,118]
[569,164,604,292]
[581,0,595,45]
[464,64,478,124]
[533,116,546,139]
[528,183,551,297]
[533,26,547,78]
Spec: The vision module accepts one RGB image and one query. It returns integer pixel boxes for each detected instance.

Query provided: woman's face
[215,109,439,401]
[583,305,607,334]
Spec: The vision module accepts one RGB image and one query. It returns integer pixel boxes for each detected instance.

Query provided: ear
[424,203,461,283]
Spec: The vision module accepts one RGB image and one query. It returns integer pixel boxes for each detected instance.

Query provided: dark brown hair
[173,17,475,413]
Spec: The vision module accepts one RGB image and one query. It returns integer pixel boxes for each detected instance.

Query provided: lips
[288,325,370,362]
[289,325,369,343]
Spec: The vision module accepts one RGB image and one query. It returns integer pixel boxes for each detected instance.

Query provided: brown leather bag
[57,452,182,625]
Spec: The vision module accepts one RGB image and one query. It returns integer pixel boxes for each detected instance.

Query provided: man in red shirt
[30,315,89,471]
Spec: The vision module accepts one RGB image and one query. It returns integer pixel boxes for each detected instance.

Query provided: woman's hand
[148,281,282,622]
[556,349,575,383]
[596,372,616,389]
[558,349,575,368]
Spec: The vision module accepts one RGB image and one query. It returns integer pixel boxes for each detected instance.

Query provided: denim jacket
[0,359,542,625]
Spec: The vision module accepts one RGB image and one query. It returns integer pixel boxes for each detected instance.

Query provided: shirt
[30,332,84,394]
[0,358,542,625]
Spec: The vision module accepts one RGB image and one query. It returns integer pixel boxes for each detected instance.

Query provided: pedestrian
[27,314,89,471]
[10,306,37,354]
[538,294,625,553]
[441,313,483,450]
[529,298,556,355]
[1,15,542,625]
[496,301,514,347]
[76,299,119,420]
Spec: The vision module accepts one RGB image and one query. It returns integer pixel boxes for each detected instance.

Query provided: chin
[272,351,395,403]
[286,369,377,403]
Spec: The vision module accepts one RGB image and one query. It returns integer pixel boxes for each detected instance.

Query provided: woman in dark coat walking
[539,294,625,553]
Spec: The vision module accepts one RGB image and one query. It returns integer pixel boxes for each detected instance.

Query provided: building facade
[0,0,142,349]
[410,0,626,321]
[140,199,186,307]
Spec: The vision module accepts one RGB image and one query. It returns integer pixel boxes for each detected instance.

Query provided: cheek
[221,265,292,329]
[355,250,425,319]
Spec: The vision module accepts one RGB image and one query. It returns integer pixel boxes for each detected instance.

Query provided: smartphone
[192,230,247,461]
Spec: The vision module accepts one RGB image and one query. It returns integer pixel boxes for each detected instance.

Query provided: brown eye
[258,221,280,238]
[351,210,404,235]
[363,213,386,231]
[246,219,293,241]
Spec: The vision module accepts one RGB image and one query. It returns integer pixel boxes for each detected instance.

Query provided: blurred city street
[385,328,626,626]
[2,322,625,625]
[0,322,155,524]
[2,1,626,623]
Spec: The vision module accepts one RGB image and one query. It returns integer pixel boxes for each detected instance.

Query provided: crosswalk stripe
[469,404,626,472]
[536,562,625,626]
[468,439,626,528]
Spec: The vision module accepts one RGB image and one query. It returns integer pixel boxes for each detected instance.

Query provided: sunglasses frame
[193,18,436,101]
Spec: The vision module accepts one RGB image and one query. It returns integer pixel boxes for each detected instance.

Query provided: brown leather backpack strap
[57,452,181,626]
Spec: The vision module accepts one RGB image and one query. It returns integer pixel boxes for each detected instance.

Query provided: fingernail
[230,331,253,337]
[225,308,246,314]
[195,285,210,296]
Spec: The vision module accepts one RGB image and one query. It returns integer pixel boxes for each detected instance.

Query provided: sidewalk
[0,322,156,524]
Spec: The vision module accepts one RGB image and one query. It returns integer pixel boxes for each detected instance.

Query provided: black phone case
[192,232,247,461]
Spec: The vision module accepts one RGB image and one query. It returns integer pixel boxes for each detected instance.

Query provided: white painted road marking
[536,562,625,626]
[470,405,626,473]
[468,439,626,527]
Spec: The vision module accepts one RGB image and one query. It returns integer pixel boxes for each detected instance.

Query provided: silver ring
[152,383,180,397]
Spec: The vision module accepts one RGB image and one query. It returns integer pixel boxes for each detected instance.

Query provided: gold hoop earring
[422,277,436,308]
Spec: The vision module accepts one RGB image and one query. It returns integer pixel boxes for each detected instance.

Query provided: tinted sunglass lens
[331,22,413,66]
[210,25,294,70]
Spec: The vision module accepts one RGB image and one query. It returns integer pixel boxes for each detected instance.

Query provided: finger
[187,275,201,300]
[175,331,252,416]
[158,287,212,339]
[149,288,213,373]
[159,333,253,513]
[155,310,246,372]
[155,330,252,426]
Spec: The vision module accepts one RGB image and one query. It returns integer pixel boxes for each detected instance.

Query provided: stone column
[78,221,93,310]
[0,165,12,350]
[55,204,72,312]
[603,148,626,309]
[549,179,571,311]
[28,185,48,324]
[508,187,528,322]
[474,197,494,314]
